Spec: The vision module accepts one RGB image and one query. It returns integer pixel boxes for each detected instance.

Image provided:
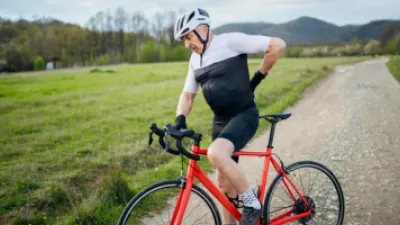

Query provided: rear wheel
[118,179,222,225]
[264,161,345,225]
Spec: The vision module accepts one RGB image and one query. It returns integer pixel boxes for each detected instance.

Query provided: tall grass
[386,56,400,83]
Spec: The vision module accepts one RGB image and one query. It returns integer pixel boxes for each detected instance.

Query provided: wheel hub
[293,196,316,223]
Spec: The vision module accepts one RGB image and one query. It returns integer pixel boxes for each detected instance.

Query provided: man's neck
[204,32,214,52]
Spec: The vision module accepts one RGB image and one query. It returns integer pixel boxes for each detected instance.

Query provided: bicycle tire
[118,179,222,225]
[263,161,345,225]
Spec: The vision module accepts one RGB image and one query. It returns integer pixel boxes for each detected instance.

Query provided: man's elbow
[182,91,196,102]
[268,37,286,55]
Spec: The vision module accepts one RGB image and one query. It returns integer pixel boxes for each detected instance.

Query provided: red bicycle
[118,113,345,225]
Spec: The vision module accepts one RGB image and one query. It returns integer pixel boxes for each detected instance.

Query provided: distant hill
[212,16,400,45]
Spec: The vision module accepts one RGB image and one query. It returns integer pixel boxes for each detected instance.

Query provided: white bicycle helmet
[174,8,211,41]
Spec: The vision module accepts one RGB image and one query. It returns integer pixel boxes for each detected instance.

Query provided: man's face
[181,27,207,54]
[181,32,202,54]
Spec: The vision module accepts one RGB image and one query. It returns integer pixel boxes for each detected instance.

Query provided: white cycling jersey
[183,32,271,93]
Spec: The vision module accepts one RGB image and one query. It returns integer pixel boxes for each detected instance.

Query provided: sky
[1,0,399,29]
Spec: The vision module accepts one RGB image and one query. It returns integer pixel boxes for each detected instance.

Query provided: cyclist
[172,8,286,225]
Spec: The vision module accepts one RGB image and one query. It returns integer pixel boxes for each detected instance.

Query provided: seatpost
[267,119,278,148]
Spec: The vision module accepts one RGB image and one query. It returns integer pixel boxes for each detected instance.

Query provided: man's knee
[207,138,234,169]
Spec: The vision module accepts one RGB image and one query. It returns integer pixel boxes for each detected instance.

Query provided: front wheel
[118,179,222,225]
[264,161,345,225]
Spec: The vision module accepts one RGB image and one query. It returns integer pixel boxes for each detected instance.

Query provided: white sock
[239,188,261,209]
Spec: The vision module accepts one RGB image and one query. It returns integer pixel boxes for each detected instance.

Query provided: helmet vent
[179,16,185,29]
[181,28,189,35]
[198,9,209,17]
[187,11,195,22]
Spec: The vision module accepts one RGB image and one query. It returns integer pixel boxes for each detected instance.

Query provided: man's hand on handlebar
[148,122,201,161]
[173,115,187,130]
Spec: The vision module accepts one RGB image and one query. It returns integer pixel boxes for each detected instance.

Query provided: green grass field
[387,55,400,83]
[0,56,369,224]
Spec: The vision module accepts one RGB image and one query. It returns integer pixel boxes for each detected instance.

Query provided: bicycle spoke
[297,170,306,195]
[192,213,212,225]
[181,200,205,223]
[312,176,330,195]
[280,180,294,202]
[307,172,320,196]
[275,188,293,205]
[265,163,344,225]
[269,204,293,214]
[307,168,311,195]
[317,205,340,212]
[150,216,162,225]
[150,195,166,225]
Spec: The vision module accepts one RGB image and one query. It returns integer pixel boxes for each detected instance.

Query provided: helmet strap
[193,25,210,66]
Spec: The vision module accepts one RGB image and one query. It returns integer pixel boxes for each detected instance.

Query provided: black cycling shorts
[211,107,259,163]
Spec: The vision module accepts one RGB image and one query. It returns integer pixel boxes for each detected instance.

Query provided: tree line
[0,8,191,73]
[1,8,399,73]
[284,33,400,58]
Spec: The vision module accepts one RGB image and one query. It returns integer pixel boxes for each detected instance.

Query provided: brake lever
[146,131,154,149]
[164,133,170,151]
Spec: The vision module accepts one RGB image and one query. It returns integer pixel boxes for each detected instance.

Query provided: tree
[379,24,398,46]
[364,40,382,55]
[105,9,114,56]
[34,56,45,70]
[131,12,146,61]
[4,43,33,72]
[384,32,400,54]
[114,7,128,57]
[43,27,60,59]
[152,11,166,41]
[170,45,190,61]
[166,10,177,46]
[139,40,158,63]
[60,48,72,68]
[0,24,19,44]
[94,11,106,54]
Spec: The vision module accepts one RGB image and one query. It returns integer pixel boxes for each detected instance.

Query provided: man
[172,8,286,225]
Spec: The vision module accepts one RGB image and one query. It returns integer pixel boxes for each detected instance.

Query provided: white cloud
[77,1,93,7]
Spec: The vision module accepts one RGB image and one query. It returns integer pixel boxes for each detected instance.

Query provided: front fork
[170,176,191,225]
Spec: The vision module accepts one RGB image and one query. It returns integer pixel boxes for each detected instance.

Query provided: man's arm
[173,56,199,130]
[177,91,196,117]
[258,37,286,74]
[173,91,196,130]
[248,37,286,91]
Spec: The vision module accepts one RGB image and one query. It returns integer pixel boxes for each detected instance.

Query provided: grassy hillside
[387,56,400,83]
[0,56,369,224]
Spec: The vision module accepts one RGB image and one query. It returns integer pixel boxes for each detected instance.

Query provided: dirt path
[235,56,400,224]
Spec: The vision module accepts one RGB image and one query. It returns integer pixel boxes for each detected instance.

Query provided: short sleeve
[183,56,200,93]
[225,32,271,54]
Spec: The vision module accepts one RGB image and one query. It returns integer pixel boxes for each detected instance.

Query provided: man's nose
[184,40,190,49]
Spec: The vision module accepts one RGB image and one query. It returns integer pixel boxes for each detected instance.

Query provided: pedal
[225,193,244,208]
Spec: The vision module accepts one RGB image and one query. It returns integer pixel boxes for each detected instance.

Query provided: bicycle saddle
[259,113,292,120]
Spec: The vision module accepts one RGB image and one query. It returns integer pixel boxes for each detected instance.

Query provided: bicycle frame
[170,145,313,225]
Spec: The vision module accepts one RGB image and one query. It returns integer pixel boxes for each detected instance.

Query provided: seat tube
[268,121,277,148]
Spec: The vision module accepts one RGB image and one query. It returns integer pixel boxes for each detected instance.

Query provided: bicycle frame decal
[169,145,312,225]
